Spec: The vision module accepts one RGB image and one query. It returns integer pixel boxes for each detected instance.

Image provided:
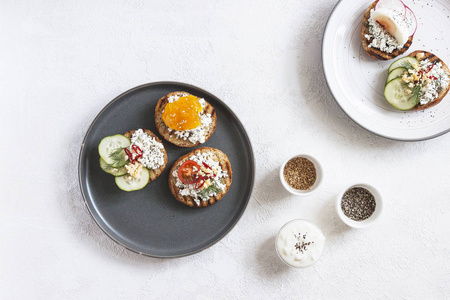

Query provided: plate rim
[78,81,255,258]
[322,0,450,142]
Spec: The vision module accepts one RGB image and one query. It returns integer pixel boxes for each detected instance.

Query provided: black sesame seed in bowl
[336,183,383,228]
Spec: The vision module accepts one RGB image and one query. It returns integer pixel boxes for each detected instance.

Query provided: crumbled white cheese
[173,151,228,206]
[417,59,450,105]
[130,129,165,170]
[167,93,188,103]
[165,97,212,144]
[172,113,212,144]
[365,9,404,53]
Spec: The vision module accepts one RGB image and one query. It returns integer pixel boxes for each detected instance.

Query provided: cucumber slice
[388,57,420,73]
[98,134,130,167]
[384,78,419,110]
[115,168,150,191]
[99,158,127,176]
[386,67,407,84]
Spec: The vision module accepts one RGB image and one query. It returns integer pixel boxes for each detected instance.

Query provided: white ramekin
[280,154,324,196]
[275,219,325,268]
[336,183,383,228]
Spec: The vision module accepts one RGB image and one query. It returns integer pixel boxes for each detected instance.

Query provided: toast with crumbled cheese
[361,1,413,60]
[409,51,450,110]
[124,129,167,183]
[155,91,217,148]
[168,147,232,208]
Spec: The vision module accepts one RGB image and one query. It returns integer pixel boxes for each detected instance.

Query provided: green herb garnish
[102,163,119,173]
[199,179,222,199]
[109,148,128,167]
[400,61,415,71]
[411,84,421,103]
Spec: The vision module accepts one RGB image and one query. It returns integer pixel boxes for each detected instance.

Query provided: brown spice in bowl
[283,157,317,190]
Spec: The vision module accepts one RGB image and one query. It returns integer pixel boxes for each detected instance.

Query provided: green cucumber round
[388,57,420,73]
[98,134,130,167]
[384,78,419,111]
[386,67,407,84]
[115,168,150,191]
[99,158,128,176]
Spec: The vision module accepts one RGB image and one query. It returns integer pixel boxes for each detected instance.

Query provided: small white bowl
[336,183,383,228]
[279,154,324,196]
[275,219,325,268]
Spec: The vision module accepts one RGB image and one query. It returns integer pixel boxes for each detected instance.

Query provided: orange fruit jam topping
[162,95,202,130]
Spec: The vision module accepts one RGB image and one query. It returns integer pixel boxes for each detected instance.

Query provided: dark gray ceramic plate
[78,82,254,258]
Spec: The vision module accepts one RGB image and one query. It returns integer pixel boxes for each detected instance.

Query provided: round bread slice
[123,129,168,183]
[155,91,217,147]
[408,50,450,111]
[168,147,232,208]
[361,1,413,60]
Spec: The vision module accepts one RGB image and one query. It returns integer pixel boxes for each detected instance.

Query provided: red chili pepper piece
[201,162,217,179]
[428,76,438,80]
[124,148,135,163]
[195,176,205,189]
[131,145,143,160]
[132,145,142,155]
[426,64,434,73]
[418,70,423,79]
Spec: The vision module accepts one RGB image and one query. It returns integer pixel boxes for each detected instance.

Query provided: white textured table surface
[2,0,450,299]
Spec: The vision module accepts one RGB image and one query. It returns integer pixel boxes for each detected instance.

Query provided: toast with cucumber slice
[98,129,167,192]
[384,51,450,111]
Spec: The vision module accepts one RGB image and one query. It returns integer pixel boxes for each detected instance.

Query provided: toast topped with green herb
[98,128,167,191]
[383,51,450,111]
[168,147,232,208]
[408,51,450,110]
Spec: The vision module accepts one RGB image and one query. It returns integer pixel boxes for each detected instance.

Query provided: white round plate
[323,0,450,141]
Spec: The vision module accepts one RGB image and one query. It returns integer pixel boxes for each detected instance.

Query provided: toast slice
[168,147,232,208]
[155,92,217,147]
[409,51,450,110]
[361,1,413,60]
[123,129,168,183]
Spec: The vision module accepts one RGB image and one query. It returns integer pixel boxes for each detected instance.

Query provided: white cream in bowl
[275,219,325,268]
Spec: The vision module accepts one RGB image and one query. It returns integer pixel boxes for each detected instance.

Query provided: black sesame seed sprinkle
[341,187,376,221]
[293,232,311,254]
